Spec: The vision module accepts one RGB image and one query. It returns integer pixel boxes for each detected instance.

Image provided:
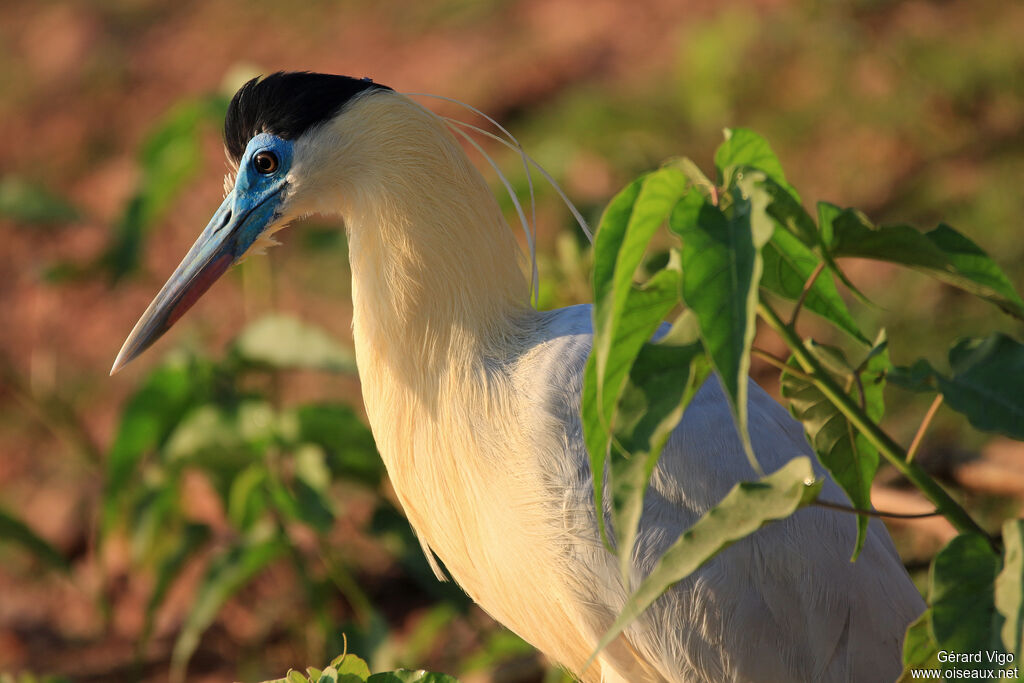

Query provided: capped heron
[112,72,924,682]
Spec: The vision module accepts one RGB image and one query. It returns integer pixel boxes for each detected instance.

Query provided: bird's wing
[515,304,924,683]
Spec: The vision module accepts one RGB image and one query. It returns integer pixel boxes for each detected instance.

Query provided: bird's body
[114,73,925,682]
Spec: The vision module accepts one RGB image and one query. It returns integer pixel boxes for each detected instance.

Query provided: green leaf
[925,224,1024,319]
[366,671,459,683]
[930,533,1003,662]
[233,314,357,373]
[714,128,790,192]
[901,610,940,675]
[780,333,887,559]
[287,672,310,683]
[760,229,867,344]
[330,654,371,680]
[591,457,820,663]
[0,176,80,226]
[170,533,286,682]
[937,334,1024,440]
[0,505,69,572]
[995,520,1024,656]
[826,210,1024,320]
[609,313,709,579]
[815,202,872,305]
[584,265,682,548]
[887,359,938,394]
[316,667,338,683]
[292,444,336,532]
[587,167,690,547]
[104,356,209,531]
[227,465,268,530]
[671,176,772,472]
[140,523,211,650]
[291,404,382,486]
[163,401,276,477]
[591,168,688,415]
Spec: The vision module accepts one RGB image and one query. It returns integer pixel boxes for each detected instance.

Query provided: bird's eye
[253,151,279,175]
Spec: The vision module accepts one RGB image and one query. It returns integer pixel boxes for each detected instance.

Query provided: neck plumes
[297,91,531,409]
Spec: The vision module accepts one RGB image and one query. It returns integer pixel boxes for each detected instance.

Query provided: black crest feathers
[224,72,391,163]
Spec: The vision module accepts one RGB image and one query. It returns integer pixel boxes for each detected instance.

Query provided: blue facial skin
[218,132,294,260]
[109,134,294,372]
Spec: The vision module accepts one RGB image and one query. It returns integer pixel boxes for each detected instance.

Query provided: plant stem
[757,301,992,544]
[751,347,814,382]
[789,261,826,327]
[907,394,944,464]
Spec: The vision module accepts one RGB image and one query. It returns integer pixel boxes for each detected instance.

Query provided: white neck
[295,92,532,410]
[288,93,607,672]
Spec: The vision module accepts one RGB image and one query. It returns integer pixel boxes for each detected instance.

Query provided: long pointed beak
[110,187,280,374]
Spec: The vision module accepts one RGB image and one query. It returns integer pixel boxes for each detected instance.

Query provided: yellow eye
[253,150,279,174]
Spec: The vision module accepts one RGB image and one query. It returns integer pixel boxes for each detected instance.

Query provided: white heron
[112,72,924,682]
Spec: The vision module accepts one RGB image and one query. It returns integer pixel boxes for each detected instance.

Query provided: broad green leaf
[671,177,772,472]
[330,654,371,680]
[234,314,357,373]
[714,128,790,192]
[826,210,1024,320]
[937,334,1024,440]
[760,229,867,344]
[366,671,459,683]
[900,610,940,678]
[591,168,688,416]
[0,505,69,572]
[930,533,1003,662]
[0,176,79,226]
[585,262,683,547]
[780,333,887,559]
[995,520,1024,656]
[307,668,323,681]
[758,175,817,248]
[665,157,714,194]
[609,313,709,579]
[170,533,286,682]
[287,672,309,683]
[925,224,1024,319]
[592,457,820,662]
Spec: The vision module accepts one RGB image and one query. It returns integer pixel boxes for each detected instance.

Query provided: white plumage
[116,78,926,682]
[287,90,925,682]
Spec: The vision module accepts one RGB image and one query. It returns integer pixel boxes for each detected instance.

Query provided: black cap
[224,71,391,164]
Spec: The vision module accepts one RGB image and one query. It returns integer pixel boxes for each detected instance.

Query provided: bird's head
[111,72,391,374]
